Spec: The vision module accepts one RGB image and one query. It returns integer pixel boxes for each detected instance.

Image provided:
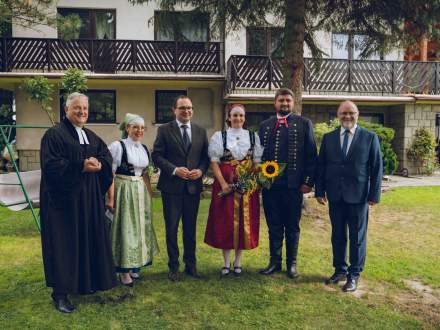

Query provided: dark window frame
[246,27,284,58]
[57,7,117,39]
[59,89,116,124]
[245,111,274,131]
[155,90,187,124]
[154,10,210,42]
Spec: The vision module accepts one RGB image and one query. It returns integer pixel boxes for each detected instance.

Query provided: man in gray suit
[152,95,209,281]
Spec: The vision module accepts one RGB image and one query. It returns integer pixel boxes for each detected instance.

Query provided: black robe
[40,118,117,294]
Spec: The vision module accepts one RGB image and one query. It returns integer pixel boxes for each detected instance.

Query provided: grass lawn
[0,187,439,329]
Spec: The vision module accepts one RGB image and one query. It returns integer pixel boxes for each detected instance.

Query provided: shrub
[60,68,88,102]
[314,119,398,175]
[21,76,55,125]
[407,128,437,175]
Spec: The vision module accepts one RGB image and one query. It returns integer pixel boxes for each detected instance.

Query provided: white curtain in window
[96,12,115,39]
[332,33,349,59]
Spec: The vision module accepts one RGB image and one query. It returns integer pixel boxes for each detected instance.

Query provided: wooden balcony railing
[226,55,440,95]
[0,38,223,74]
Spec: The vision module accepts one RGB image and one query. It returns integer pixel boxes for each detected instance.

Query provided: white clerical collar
[176,119,191,128]
[277,112,292,120]
[340,124,358,136]
[73,124,89,145]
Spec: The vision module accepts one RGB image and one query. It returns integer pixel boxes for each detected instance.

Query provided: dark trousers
[328,201,369,278]
[162,192,200,271]
[262,187,303,265]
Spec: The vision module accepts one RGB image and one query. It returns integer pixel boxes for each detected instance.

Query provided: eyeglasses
[130,126,145,131]
[339,112,358,116]
[176,106,193,111]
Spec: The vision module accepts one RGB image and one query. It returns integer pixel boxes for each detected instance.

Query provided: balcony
[226,55,440,95]
[0,37,223,75]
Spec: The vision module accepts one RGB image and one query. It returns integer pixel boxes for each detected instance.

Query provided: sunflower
[261,161,279,178]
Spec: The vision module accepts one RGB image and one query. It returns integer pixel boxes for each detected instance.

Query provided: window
[247,27,284,58]
[155,90,187,124]
[245,112,273,131]
[60,90,116,124]
[332,33,381,60]
[57,8,116,39]
[154,11,209,42]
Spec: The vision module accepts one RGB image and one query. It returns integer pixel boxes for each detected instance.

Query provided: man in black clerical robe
[40,92,116,313]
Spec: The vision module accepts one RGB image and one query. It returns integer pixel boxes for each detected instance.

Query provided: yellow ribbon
[233,192,240,249]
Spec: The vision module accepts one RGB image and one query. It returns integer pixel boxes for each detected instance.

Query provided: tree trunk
[282,0,305,114]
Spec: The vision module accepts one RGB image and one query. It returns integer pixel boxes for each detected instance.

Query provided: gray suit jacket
[152,120,209,195]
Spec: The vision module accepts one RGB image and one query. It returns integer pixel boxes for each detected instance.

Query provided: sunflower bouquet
[218,160,286,197]
[257,161,287,189]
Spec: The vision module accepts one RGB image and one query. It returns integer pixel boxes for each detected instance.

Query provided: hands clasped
[175,167,203,180]
[83,157,102,173]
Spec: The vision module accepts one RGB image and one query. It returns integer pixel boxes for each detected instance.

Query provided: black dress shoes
[286,264,299,279]
[52,295,75,313]
[168,270,180,282]
[325,272,347,285]
[259,263,282,275]
[184,266,202,279]
[342,276,358,292]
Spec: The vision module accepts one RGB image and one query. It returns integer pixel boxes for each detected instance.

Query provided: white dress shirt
[176,119,191,142]
[340,124,358,154]
[208,128,264,163]
[108,137,149,176]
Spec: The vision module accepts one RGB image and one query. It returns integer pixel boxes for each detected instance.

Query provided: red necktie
[275,117,289,130]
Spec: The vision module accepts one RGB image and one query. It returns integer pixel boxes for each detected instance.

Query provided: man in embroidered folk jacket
[258,88,318,279]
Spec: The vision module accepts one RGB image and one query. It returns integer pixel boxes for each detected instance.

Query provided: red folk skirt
[204,161,260,250]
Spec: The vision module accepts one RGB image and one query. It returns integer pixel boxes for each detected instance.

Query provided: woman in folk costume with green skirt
[107,113,159,286]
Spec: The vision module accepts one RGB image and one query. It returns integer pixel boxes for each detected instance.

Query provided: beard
[277,108,291,116]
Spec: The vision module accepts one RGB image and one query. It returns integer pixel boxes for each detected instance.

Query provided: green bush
[314,119,398,175]
[60,68,88,102]
[407,128,437,175]
[21,76,55,125]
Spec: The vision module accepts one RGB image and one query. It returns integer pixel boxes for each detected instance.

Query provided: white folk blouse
[208,128,264,163]
[108,137,149,176]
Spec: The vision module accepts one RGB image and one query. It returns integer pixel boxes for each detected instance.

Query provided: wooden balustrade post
[348,60,352,93]
[90,39,95,72]
[174,41,178,73]
[268,57,273,90]
[46,39,52,72]
[131,40,136,73]
[391,61,396,94]
[1,37,7,72]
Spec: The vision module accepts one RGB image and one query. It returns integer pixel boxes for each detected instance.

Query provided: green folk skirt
[111,174,159,269]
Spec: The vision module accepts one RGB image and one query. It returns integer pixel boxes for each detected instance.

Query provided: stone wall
[18,150,40,171]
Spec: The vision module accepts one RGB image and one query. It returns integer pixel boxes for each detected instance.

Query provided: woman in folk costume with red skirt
[204,104,264,276]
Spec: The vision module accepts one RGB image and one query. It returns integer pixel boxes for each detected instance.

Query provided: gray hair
[65,92,89,108]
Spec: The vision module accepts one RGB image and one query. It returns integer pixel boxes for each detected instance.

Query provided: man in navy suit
[315,101,383,292]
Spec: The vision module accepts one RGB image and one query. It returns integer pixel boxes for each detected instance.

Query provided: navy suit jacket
[315,126,383,204]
